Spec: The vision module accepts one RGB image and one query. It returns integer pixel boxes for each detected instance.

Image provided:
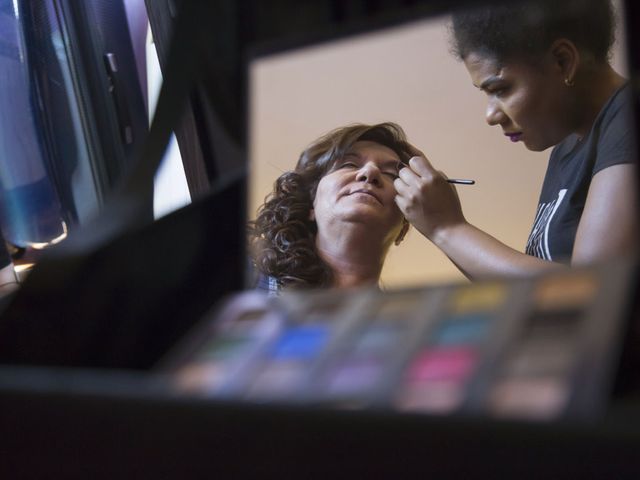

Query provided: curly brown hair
[249,122,414,290]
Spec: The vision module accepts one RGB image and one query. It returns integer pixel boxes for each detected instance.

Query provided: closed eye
[337,162,358,169]
[383,162,402,179]
[487,86,509,98]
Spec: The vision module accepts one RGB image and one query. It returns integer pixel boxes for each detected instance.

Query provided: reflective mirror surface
[248,0,632,289]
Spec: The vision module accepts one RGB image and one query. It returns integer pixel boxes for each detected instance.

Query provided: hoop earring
[564,77,575,87]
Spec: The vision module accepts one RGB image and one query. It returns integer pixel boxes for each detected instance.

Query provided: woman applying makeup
[395,0,637,278]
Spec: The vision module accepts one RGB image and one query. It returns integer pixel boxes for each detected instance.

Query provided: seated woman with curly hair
[249,123,414,294]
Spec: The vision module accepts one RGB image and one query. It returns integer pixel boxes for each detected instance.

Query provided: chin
[523,140,551,152]
[523,132,564,152]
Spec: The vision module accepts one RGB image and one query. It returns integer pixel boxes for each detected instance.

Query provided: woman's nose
[485,99,505,126]
[356,163,382,185]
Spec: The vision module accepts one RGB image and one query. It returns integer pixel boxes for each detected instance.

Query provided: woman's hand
[394,148,559,279]
[393,152,466,241]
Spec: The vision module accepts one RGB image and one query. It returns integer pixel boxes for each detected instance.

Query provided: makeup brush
[447,179,475,185]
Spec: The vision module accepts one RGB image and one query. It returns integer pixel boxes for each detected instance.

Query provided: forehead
[463,52,503,87]
[464,51,552,89]
[347,140,400,160]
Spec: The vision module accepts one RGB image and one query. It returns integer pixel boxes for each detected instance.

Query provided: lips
[349,189,382,204]
[505,132,523,142]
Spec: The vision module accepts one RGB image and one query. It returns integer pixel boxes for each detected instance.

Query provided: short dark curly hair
[450,0,616,63]
[249,123,413,290]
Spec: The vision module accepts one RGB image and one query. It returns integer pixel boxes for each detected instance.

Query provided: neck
[573,64,626,138]
[315,223,391,289]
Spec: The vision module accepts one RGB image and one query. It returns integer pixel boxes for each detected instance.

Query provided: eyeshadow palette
[160,260,634,420]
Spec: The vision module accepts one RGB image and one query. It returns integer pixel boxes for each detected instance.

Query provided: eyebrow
[342,152,401,171]
[477,75,503,91]
[381,159,403,172]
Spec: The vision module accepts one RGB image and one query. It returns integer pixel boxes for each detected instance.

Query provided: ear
[394,220,410,246]
[549,38,580,85]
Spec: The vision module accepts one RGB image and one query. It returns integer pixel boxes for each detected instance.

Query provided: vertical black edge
[609,0,640,400]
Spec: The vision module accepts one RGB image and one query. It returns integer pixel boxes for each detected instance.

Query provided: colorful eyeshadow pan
[324,357,385,395]
[198,336,254,361]
[534,272,597,310]
[174,363,227,393]
[396,379,466,413]
[502,343,576,377]
[488,377,570,419]
[175,333,263,393]
[352,324,402,354]
[430,313,490,345]
[270,325,329,360]
[406,347,477,382]
[247,361,308,396]
[320,322,408,397]
[247,325,331,397]
[450,283,507,314]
